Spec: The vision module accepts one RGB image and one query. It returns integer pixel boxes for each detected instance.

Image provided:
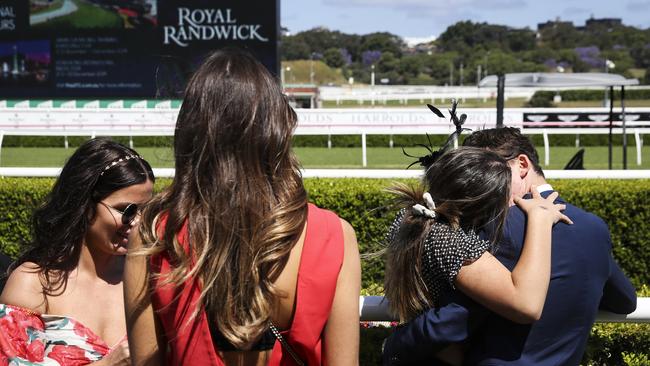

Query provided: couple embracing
[382,127,637,366]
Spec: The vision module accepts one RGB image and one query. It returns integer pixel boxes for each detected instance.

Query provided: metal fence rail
[359,296,650,323]
[1,168,649,179]
[2,105,649,167]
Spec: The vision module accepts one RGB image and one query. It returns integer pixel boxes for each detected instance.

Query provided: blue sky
[281,0,650,39]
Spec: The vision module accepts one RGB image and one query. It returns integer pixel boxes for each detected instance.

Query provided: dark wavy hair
[463,127,545,178]
[139,48,308,349]
[385,147,511,320]
[15,138,154,295]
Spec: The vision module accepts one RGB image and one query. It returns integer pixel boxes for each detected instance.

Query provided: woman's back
[148,204,349,365]
[124,49,360,366]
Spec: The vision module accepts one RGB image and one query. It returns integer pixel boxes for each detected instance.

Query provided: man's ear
[516,154,532,178]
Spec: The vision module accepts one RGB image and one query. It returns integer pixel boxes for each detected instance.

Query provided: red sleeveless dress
[150,203,344,365]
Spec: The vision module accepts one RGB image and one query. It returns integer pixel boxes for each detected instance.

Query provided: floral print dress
[0,304,123,366]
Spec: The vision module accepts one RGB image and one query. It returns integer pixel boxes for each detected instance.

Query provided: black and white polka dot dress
[388,208,491,307]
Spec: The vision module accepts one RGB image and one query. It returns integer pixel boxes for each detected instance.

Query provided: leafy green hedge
[1,178,648,364]
[1,177,649,287]
[359,287,650,366]
[585,284,650,365]
[1,136,174,148]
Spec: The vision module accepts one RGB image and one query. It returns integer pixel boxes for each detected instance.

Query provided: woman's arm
[123,232,163,366]
[0,262,46,313]
[323,218,361,366]
[455,190,572,324]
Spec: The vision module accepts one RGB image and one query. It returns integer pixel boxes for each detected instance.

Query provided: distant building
[585,17,622,29]
[537,19,574,32]
[283,85,320,108]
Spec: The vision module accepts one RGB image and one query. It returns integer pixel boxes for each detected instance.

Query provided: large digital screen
[0,0,279,98]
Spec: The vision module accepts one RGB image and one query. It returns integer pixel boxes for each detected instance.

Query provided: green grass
[1,145,648,170]
[31,0,123,29]
[282,60,347,86]
[30,0,64,16]
[556,100,650,108]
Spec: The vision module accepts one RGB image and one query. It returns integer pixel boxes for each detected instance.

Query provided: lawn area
[30,0,64,16]
[1,145,648,170]
[31,0,122,29]
[556,100,650,108]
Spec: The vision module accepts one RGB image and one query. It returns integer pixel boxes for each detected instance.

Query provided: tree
[281,37,310,60]
[360,32,404,57]
[631,44,650,68]
[644,65,650,85]
[323,48,345,68]
[377,52,399,73]
[398,55,425,82]
[538,22,581,49]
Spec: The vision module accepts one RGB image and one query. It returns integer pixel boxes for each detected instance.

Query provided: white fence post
[543,129,550,166]
[362,133,367,167]
[635,129,642,166]
[0,130,4,169]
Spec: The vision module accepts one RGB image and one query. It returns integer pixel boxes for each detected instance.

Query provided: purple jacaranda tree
[574,46,603,68]
[362,50,382,67]
[340,48,352,66]
[544,58,558,69]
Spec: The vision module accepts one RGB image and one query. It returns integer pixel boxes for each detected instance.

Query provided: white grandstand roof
[479,73,639,87]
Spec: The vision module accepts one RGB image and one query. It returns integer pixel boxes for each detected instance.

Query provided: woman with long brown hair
[124,49,360,366]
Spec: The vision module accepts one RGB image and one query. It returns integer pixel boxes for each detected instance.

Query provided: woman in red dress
[124,49,361,366]
[0,138,155,366]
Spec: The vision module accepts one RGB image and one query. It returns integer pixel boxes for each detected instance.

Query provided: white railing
[318,85,650,104]
[1,106,649,167]
[1,168,650,179]
[359,296,650,323]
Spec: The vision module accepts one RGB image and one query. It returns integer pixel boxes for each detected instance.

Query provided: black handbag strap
[269,323,305,366]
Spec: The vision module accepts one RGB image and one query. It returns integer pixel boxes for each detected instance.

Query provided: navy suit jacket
[383,193,637,366]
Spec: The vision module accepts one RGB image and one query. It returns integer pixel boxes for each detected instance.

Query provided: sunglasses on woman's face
[100,202,139,225]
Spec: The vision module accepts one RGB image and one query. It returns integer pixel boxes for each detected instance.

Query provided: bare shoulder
[338,218,360,268]
[339,218,356,238]
[0,262,46,313]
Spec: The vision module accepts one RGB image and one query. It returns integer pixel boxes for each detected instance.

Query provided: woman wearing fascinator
[384,103,573,366]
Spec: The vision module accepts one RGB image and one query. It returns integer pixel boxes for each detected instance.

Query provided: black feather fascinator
[403,99,471,169]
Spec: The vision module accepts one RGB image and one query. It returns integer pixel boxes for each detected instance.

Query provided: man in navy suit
[383,127,637,365]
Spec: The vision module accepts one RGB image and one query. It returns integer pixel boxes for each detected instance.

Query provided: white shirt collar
[536,183,553,193]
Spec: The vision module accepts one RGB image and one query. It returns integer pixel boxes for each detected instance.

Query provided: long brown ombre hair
[139,49,307,348]
[384,147,511,321]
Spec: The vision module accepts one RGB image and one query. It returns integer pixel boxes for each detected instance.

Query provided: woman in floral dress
[0,138,155,366]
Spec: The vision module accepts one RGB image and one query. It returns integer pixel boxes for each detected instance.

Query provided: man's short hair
[462,127,545,177]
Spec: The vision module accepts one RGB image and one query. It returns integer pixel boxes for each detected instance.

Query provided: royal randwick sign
[0,0,279,98]
[163,7,270,47]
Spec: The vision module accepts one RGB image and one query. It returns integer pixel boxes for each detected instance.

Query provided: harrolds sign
[294,109,524,134]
